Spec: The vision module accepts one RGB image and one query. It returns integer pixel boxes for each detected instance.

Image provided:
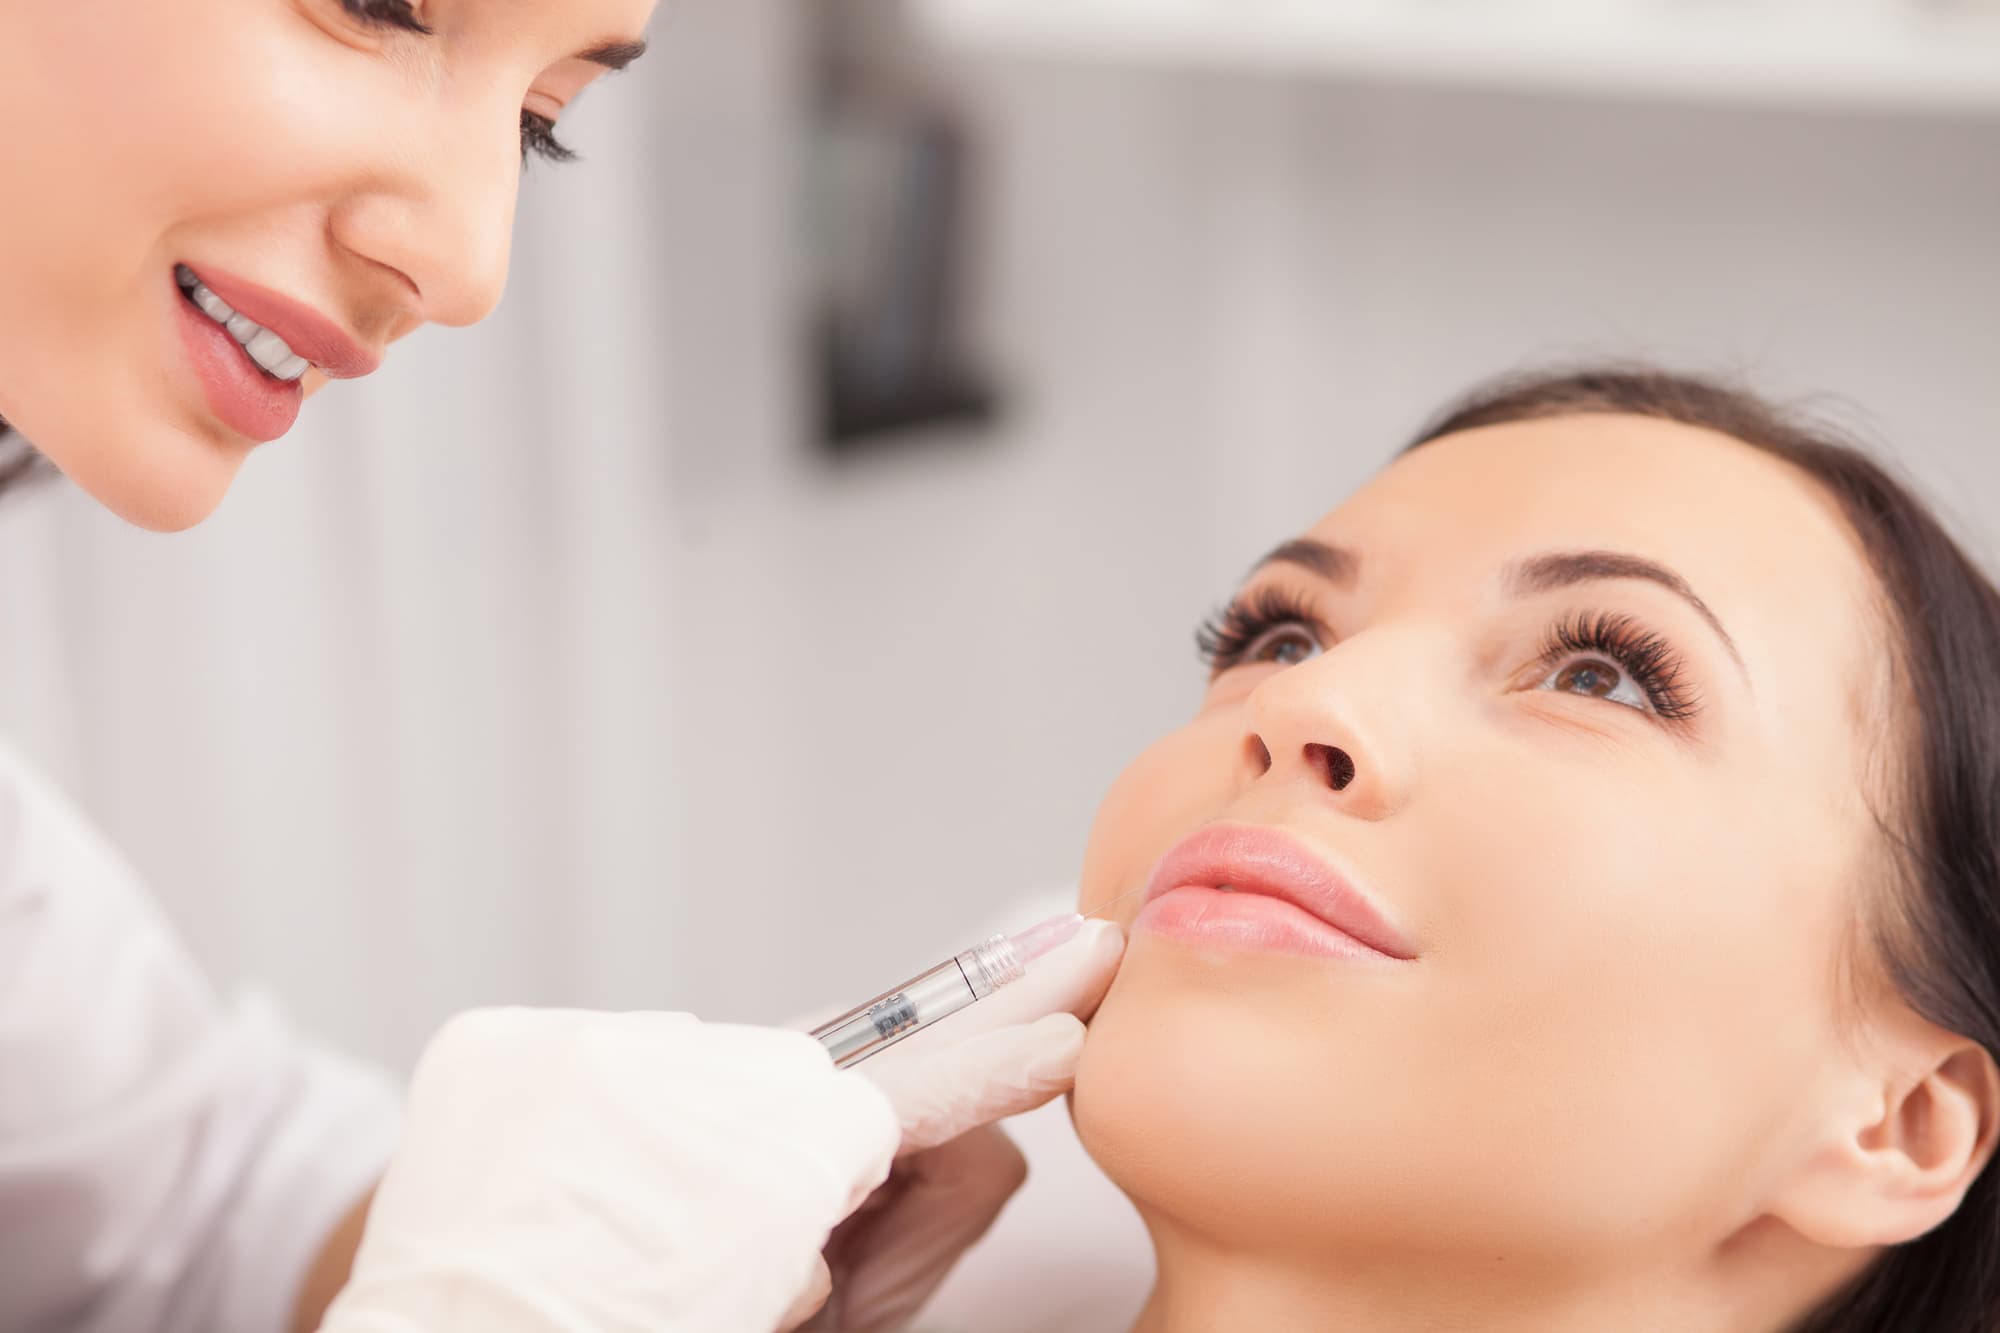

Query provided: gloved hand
[317,1009,902,1333]
[790,917,1125,1331]
[317,919,1122,1333]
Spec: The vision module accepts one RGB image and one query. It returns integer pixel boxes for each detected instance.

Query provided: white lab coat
[0,745,400,1333]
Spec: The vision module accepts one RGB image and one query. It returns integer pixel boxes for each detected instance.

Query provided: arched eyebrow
[1247,538,1748,681]
[576,38,648,71]
[1508,550,1745,677]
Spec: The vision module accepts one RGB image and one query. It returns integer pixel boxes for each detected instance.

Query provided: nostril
[1246,735,1273,776]
[1305,742,1356,792]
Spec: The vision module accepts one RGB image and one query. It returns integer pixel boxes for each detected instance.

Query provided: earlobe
[1770,1040,2000,1251]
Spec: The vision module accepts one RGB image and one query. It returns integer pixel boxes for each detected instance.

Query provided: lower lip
[1135,885,1399,961]
[172,279,302,442]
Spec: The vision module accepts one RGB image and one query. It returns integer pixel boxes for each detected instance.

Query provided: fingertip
[1077,916,1127,955]
[1028,1010,1087,1049]
[1031,918,1124,993]
[1086,918,1127,967]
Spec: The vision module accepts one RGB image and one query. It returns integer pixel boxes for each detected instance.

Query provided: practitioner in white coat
[0,4,1124,1331]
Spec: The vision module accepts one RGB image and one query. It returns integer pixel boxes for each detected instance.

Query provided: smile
[175,264,311,381]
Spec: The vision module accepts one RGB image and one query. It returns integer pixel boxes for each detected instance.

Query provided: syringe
[811,912,1085,1068]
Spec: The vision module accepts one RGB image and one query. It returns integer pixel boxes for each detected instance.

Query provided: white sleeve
[0,745,403,1333]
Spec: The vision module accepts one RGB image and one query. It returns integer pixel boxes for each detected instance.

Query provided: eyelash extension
[1194,592,1701,724]
[519,111,577,165]
[1540,609,1701,722]
[337,2,574,163]
[1195,585,1323,674]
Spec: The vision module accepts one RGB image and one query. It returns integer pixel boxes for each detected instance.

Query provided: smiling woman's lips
[173,277,302,442]
[189,265,379,380]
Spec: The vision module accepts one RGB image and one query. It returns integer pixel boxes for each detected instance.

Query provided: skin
[1073,414,2000,1332]
[0,1,651,1323]
[0,0,653,531]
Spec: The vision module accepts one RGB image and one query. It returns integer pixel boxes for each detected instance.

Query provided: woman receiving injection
[994,366,2000,1333]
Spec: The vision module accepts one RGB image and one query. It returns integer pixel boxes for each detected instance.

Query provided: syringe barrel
[812,934,1024,1068]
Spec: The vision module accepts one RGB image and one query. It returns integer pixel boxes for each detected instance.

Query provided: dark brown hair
[0,416,48,495]
[1406,367,2000,1332]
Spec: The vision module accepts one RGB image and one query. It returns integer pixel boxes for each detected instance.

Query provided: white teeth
[194,288,234,322]
[244,329,295,375]
[174,265,310,382]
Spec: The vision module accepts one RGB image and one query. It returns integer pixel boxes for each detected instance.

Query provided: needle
[1081,882,1150,922]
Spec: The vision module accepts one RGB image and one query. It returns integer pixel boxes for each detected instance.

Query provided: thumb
[863,1011,1086,1152]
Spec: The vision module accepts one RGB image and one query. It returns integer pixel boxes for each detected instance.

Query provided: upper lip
[1142,822,1418,960]
[180,264,381,379]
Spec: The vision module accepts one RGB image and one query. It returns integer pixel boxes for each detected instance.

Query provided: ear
[1768,1029,2000,1250]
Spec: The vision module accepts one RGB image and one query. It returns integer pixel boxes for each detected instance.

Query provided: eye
[1530,610,1700,722]
[1196,586,1327,676]
[1539,654,1649,711]
[1243,625,1321,668]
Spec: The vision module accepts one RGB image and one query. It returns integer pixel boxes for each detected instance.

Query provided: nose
[329,102,519,329]
[1240,628,1426,822]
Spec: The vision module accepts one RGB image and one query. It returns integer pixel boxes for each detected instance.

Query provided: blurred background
[0,0,1996,1074]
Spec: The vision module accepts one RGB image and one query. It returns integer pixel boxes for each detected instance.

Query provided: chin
[41,416,249,531]
[1074,947,1476,1263]
[1073,962,1341,1251]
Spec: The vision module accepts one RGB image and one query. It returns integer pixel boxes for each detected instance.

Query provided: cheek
[7,2,395,284]
[1413,747,1861,1235]
[0,2,388,526]
[1076,720,1240,923]
[1,6,312,380]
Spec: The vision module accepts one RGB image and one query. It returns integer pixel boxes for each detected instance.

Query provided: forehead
[1312,413,1884,710]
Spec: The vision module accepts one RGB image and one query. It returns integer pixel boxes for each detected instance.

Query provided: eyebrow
[1249,538,1748,678]
[1252,537,1358,585]
[576,38,648,71]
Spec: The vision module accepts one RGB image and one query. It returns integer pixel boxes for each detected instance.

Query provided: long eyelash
[1195,586,1321,674]
[340,0,431,33]
[519,111,577,165]
[1542,610,1700,722]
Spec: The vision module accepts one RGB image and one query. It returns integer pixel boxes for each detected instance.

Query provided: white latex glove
[793,917,1125,1331]
[317,1009,901,1333]
[318,920,1122,1333]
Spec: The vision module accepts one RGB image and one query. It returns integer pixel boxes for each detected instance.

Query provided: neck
[1129,1212,1849,1333]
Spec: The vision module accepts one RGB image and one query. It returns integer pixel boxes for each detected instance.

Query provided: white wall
[0,5,1995,1073]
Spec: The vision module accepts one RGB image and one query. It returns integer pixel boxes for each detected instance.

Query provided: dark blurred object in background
[808,0,999,451]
